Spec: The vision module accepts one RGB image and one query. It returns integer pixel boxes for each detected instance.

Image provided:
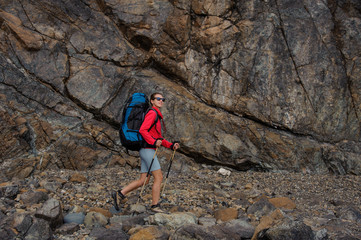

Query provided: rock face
[0,0,360,177]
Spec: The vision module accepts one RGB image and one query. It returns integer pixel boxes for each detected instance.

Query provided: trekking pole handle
[171,141,180,150]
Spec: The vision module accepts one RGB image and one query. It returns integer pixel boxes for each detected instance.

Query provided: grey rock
[0,227,16,240]
[35,198,63,229]
[222,219,255,239]
[130,203,146,214]
[257,219,315,240]
[42,181,61,193]
[0,185,19,199]
[24,218,52,240]
[314,228,329,240]
[13,213,33,235]
[172,224,216,240]
[89,226,129,240]
[55,222,80,235]
[153,212,197,229]
[338,206,361,223]
[247,198,276,219]
[109,214,147,232]
[63,212,85,224]
[84,212,108,229]
[173,220,254,240]
[20,190,49,205]
[198,217,216,227]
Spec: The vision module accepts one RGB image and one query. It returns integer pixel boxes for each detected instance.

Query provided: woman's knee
[139,175,151,185]
[152,170,163,182]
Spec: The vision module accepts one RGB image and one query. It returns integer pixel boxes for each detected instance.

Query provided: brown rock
[125,155,140,168]
[269,197,297,210]
[15,117,27,126]
[130,226,169,240]
[109,155,126,167]
[251,209,285,240]
[70,173,87,183]
[245,183,253,190]
[0,10,43,49]
[214,208,238,222]
[88,207,112,218]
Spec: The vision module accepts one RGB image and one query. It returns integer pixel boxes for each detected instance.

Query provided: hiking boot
[150,203,164,213]
[111,190,126,211]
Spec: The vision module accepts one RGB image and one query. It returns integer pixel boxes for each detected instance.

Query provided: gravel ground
[35,159,361,239]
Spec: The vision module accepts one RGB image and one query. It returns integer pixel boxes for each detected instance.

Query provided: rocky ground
[0,155,360,240]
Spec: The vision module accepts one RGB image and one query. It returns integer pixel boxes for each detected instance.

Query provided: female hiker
[112,93,180,213]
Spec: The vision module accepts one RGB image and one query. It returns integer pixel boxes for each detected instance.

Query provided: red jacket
[139,107,172,149]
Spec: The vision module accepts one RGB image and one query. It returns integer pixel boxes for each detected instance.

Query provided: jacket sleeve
[139,110,157,145]
[161,138,173,149]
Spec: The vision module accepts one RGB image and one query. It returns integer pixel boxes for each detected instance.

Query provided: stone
[55,222,80,235]
[20,190,48,205]
[338,206,361,223]
[13,213,33,235]
[84,212,108,229]
[129,226,169,240]
[121,214,147,232]
[130,204,147,214]
[89,226,129,240]
[257,219,316,240]
[153,212,197,229]
[0,184,19,199]
[269,197,297,210]
[222,219,255,239]
[0,227,16,240]
[35,198,63,229]
[24,218,52,240]
[214,208,238,222]
[41,181,61,193]
[173,220,254,240]
[69,173,87,183]
[63,212,85,224]
[217,168,231,176]
[247,198,276,219]
[88,207,112,218]
[198,217,216,227]
[251,209,284,240]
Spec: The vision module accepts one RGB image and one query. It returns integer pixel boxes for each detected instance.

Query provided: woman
[112,93,180,213]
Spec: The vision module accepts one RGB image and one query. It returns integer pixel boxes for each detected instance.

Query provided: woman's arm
[139,110,158,146]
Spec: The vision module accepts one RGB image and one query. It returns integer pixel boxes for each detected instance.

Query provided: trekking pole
[137,147,158,204]
[161,148,177,197]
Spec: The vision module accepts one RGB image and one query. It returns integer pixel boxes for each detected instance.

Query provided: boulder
[35,198,63,229]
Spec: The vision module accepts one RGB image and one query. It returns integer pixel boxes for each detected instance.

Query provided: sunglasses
[154,97,166,102]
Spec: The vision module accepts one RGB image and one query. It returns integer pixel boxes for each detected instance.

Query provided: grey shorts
[139,148,161,173]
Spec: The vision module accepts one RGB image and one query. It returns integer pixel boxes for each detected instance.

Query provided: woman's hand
[173,142,180,150]
[155,139,163,148]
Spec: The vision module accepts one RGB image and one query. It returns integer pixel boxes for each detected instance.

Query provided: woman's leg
[121,172,150,195]
[151,169,163,205]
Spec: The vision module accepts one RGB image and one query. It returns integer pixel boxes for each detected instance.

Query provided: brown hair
[150,92,163,100]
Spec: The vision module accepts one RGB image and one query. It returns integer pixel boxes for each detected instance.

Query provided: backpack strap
[146,108,160,133]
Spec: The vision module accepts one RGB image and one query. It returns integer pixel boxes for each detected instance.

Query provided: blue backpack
[119,93,159,151]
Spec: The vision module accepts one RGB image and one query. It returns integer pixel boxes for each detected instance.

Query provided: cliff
[0,0,360,178]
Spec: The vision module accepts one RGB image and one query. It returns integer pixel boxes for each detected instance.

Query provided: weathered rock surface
[0,0,360,176]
